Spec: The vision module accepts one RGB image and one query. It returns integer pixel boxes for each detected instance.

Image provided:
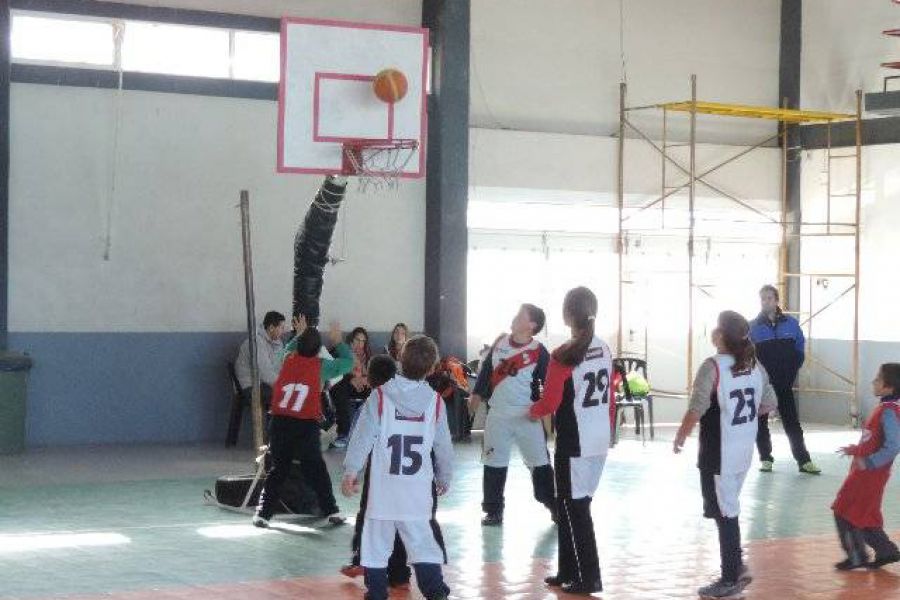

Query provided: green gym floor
[1,424,898,599]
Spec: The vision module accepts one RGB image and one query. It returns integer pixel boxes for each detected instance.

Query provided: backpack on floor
[207,457,319,515]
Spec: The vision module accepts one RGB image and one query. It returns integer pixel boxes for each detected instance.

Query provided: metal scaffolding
[616,75,863,425]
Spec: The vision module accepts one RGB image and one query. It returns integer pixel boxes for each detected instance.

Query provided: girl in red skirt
[832,363,900,570]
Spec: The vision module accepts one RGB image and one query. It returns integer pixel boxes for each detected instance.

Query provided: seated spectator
[234,311,287,419]
[329,326,372,449]
[385,322,409,364]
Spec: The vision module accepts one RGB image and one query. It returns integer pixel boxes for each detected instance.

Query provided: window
[121,21,230,78]
[10,11,434,91]
[11,14,114,67]
[10,12,281,82]
[233,31,280,82]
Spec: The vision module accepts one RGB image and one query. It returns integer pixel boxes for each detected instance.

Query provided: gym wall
[8,0,425,447]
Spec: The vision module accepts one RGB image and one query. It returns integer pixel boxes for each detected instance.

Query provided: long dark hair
[552,287,598,366]
[347,326,372,365]
[717,311,756,375]
[387,322,408,361]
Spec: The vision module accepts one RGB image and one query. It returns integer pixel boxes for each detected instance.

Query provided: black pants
[257,416,338,519]
[481,464,555,516]
[756,383,811,466]
[554,454,602,589]
[350,460,411,585]
[700,469,743,582]
[835,515,900,563]
[331,379,369,437]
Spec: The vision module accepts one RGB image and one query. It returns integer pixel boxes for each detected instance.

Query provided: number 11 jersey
[366,379,440,521]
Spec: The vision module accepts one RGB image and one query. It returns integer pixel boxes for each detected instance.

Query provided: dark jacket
[749,310,805,388]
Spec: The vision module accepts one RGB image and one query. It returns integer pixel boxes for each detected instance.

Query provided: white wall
[9,83,425,333]
[799,144,900,343]
[802,0,900,112]
[470,127,782,203]
[799,144,900,423]
[471,0,781,145]
[100,0,422,24]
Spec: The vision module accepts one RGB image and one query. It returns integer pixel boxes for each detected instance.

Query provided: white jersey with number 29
[570,337,614,458]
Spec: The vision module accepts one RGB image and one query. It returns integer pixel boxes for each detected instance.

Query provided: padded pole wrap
[293,177,347,326]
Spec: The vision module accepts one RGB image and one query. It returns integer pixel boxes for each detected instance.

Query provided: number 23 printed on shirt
[278,383,310,413]
[729,388,757,426]
[582,368,610,408]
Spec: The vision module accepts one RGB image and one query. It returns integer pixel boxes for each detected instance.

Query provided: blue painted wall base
[8,330,395,448]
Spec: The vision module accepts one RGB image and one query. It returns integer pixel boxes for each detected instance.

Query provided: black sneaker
[544,575,567,587]
[251,515,270,528]
[697,578,742,598]
[868,552,900,569]
[835,558,869,571]
[561,579,602,595]
[481,513,502,526]
[322,509,346,525]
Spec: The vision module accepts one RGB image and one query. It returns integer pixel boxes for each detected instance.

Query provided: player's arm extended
[529,358,572,419]
[864,410,900,469]
[322,342,354,382]
[343,390,380,477]
[673,359,716,452]
[757,363,777,415]
[531,344,551,401]
[432,401,455,493]
[472,349,494,399]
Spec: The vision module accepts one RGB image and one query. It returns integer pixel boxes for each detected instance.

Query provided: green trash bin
[0,352,32,454]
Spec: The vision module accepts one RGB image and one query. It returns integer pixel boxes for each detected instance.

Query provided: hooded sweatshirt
[343,375,454,489]
[235,325,285,389]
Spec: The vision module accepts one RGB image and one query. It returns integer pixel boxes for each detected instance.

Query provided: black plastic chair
[612,357,654,445]
[226,362,244,447]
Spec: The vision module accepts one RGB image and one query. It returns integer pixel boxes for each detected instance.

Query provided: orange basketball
[373,68,408,104]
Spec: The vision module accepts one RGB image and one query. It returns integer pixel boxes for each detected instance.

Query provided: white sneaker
[251,515,270,528]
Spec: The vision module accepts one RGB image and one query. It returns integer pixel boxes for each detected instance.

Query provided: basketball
[373,68,408,103]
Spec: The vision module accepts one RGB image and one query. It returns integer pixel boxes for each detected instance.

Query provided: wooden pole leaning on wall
[617,82,626,356]
[851,90,862,428]
[240,191,265,451]
[687,74,697,393]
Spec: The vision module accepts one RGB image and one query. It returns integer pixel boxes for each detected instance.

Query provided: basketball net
[341,139,418,193]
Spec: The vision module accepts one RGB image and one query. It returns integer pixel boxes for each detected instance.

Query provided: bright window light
[233,31,280,82]
[122,21,230,78]
[11,15,114,66]
[0,532,130,553]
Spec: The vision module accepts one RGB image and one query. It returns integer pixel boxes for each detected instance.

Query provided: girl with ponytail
[673,311,777,598]
[529,286,611,595]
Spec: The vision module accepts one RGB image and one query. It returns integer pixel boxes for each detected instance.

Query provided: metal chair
[225,362,244,447]
[612,357,655,445]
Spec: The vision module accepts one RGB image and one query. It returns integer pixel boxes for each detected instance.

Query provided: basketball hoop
[341,139,418,192]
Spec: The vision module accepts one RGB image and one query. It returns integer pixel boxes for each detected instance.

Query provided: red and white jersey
[475,335,548,417]
[713,354,763,475]
[366,383,440,521]
[270,354,323,420]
